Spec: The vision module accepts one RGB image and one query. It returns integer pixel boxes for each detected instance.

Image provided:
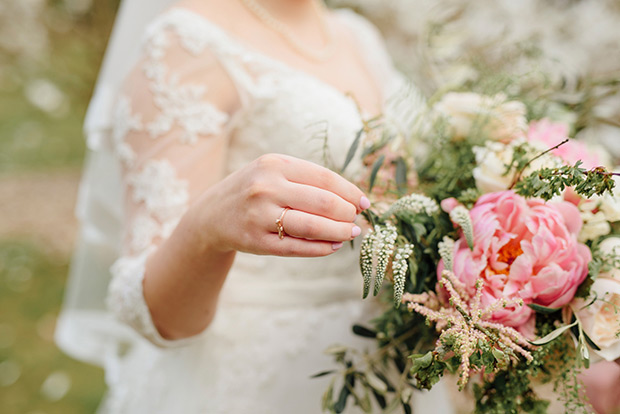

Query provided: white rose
[578,178,620,241]
[472,140,563,194]
[573,237,620,361]
[575,278,620,361]
[600,195,620,222]
[472,142,514,193]
[434,92,527,142]
[579,205,611,242]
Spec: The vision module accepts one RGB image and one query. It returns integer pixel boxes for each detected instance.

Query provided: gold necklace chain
[239,0,335,63]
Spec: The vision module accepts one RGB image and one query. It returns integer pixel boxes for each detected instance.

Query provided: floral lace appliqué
[128,159,188,221]
[108,251,197,348]
[126,159,188,251]
[142,22,230,144]
[147,74,229,143]
[108,251,155,340]
[113,96,143,166]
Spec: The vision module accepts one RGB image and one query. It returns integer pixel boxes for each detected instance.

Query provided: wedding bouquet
[321,90,620,413]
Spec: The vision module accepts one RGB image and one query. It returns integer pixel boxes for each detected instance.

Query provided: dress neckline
[166,7,386,118]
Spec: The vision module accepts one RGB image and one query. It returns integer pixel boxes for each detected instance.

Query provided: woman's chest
[226,71,367,173]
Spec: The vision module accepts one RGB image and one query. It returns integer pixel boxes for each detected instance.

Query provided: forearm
[143,205,235,340]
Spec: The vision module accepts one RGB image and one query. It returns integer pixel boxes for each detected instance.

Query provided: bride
[55,0,454,412]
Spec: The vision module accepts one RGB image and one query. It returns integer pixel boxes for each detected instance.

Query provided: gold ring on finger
[275,207,290,240]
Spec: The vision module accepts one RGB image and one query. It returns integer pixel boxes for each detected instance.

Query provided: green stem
[509,139,570,189]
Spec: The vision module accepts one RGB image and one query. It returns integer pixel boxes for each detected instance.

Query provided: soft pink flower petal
[550,200,583,235]
[440,197,460,214]
[527,119,601,169]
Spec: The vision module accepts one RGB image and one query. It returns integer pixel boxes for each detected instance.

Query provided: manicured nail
[360,196,371,210]
[332,242,344,250]
[351,225,361,238]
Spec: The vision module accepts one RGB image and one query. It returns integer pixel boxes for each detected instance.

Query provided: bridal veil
[55,0,179,365]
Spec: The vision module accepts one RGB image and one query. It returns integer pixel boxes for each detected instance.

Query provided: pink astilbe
[403,270,534,388]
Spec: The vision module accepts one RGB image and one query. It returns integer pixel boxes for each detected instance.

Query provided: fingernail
[360,196,371,210]
[351,225,361,238]
[332,242,343,250]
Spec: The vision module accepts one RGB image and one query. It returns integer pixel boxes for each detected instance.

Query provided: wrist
[184,194,235,256]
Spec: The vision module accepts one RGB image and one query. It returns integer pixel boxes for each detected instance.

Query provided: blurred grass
[0,83,86,173]
[0,242,105,414]
[0,1,120,413]
[0,1,119,174]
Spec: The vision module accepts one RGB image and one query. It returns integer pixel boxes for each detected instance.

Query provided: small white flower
[386,193,439,217]
[472,139,563,194]
[450,206,474,250]
[392,243,414,307]
[579,208,611,243]
[360,230,376,299]
[438,237,456,272]
[373,224,398,296]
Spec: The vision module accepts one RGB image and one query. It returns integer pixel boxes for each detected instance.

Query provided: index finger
[274,154,370,213]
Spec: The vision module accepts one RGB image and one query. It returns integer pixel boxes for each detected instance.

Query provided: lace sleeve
[106,17,242,347]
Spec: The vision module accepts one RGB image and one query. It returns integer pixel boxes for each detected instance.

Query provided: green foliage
[588,240,620,280]
[529,321,578,346]
[472,316,591,414]
[320,280,440,413]
[0,241,105,414]
[409,352,446,389]
[514,162,616,201]
[456,188,481,209]
[416,138,479,201]
[473,367,550,414]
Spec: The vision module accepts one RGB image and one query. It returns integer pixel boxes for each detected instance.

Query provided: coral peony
[440,191,591,331]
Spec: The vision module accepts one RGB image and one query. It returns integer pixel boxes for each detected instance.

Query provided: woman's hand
[143,153,369,340]
[191,153,369,257]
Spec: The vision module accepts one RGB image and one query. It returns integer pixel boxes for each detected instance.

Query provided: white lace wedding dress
[98,6,454,414]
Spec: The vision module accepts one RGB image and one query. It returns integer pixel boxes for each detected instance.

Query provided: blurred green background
[0,1,119,413]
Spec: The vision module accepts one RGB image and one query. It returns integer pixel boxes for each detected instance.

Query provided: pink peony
[439,191,591,331]
[527,119,601,169]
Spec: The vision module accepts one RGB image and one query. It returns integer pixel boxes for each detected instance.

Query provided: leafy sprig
[514,162,617,201]
[588,242,620,280]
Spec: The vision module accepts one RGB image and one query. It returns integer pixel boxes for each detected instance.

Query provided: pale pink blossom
[439,191,591,331]
[527,119,602,169]
[440,197,460,214]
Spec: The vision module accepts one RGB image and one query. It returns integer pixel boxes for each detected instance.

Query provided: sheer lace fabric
[102,6,447,414]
